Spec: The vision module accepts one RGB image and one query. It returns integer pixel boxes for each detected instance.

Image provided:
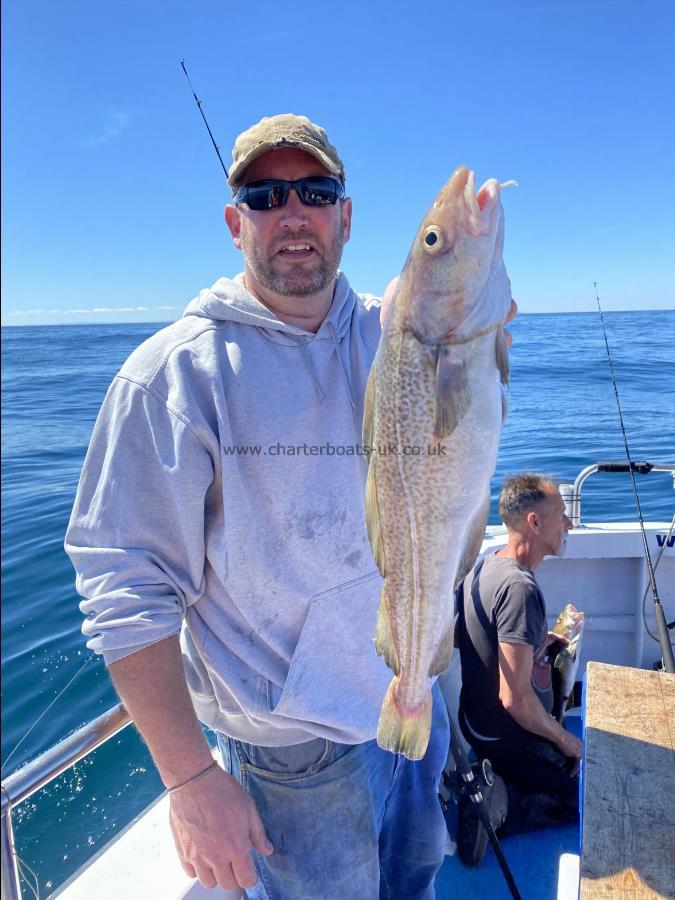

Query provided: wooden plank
[580,662,675,899]
[660,671,675,744]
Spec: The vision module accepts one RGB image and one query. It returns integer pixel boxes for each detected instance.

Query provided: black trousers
[459,707,579,835]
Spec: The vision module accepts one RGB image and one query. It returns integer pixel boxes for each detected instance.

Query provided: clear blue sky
[2,0,674,325]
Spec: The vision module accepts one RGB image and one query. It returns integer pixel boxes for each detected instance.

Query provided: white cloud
[82,109,131,148]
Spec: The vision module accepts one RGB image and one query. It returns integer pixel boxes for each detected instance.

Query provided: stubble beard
[241,223,345,298]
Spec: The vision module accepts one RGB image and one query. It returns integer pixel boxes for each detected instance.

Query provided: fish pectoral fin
[365,463,386,576]
[434,349,469,438]
[374,592,399,673]
[377,678,432,761]
[428,621,454,677]
[496,326,510,386]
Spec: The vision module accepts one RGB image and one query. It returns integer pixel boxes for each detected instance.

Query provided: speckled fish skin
[551,603,585,723]
[364,165,514,760]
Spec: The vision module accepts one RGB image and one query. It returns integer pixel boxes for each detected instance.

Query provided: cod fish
[550,603,585,723]
[364,165,515,760]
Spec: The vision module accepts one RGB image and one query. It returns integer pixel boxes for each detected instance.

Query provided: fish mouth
[435,165,471,212]
[438,165,511,236]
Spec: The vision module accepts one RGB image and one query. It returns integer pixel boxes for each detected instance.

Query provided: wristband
[167,759,218,794]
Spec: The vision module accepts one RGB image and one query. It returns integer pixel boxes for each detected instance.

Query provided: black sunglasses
[235,176,345,211]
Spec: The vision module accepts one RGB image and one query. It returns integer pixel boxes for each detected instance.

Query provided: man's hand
[544,631,568,648]
[504,298,518,346]
[380,276,518,348]
[108,639,273,891]
[555,729,583,776]
[499,640,583,776]
[380,277,400,325]
[169,763,274,891]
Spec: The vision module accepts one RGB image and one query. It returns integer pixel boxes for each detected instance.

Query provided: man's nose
[280,188,309,223]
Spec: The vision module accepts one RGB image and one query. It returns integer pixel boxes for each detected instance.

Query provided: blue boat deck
[435,714,582,899]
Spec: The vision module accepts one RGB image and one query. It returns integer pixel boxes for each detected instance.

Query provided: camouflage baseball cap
[227,113,345,191]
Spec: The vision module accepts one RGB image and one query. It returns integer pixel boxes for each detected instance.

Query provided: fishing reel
[441,756,495,809]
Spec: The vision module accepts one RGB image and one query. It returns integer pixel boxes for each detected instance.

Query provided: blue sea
[2,311,674,896]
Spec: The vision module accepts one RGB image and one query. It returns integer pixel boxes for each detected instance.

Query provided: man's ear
[526,510,539,532]
[225,204,242,249]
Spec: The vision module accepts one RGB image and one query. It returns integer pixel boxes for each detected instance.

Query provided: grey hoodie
[65,273,393,746]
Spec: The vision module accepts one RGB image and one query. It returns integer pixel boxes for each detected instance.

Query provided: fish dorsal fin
[363,365,386,575]
[434,348,469,438]
[496,326,510,386]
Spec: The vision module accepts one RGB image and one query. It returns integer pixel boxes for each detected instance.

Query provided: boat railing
[560,461,675,527]
[1,704,132,900]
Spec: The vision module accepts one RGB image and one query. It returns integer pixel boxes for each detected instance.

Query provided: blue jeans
[216,684,450,900]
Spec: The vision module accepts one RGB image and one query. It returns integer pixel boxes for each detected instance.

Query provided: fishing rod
[594,282,674,673]
[442,716,522,900]
[179,59,229,180]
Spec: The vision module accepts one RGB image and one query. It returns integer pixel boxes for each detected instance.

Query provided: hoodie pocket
[270,570,392,741]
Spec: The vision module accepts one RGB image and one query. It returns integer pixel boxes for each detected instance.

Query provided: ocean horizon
[3,306,674,329]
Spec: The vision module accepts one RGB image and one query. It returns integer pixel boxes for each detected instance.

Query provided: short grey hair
[499,473,558,529]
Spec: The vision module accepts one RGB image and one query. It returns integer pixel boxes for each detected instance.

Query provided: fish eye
[422,226,444,253]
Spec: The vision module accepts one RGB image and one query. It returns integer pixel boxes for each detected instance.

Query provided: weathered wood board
[580,662,675,898]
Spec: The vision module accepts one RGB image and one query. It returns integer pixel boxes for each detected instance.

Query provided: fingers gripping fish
[364,166,515,760]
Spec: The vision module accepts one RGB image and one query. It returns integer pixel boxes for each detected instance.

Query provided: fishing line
[17,855,40,900]
[1,653,95,776]
[594,283,674,672]
[179,59,229,179]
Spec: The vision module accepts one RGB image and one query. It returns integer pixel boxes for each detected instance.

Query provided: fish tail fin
[377,678,432,761]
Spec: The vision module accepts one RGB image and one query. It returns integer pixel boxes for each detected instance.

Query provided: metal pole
[1,789,22,900]
[0,705,132,900]
[1,705,131,809]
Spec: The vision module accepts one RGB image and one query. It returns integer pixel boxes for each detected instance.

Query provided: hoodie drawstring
[328,322,356,415]
[298,325,357,420]
[299,337,327,402]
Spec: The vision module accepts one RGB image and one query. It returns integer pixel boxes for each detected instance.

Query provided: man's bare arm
[108,636,273,891]
[497,641,582,764]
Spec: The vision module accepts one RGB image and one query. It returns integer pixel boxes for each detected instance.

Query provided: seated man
[454,473,582,866]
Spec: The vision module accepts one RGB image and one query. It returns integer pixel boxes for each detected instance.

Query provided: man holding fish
[455,474,583,867]
[66,113,516,898]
